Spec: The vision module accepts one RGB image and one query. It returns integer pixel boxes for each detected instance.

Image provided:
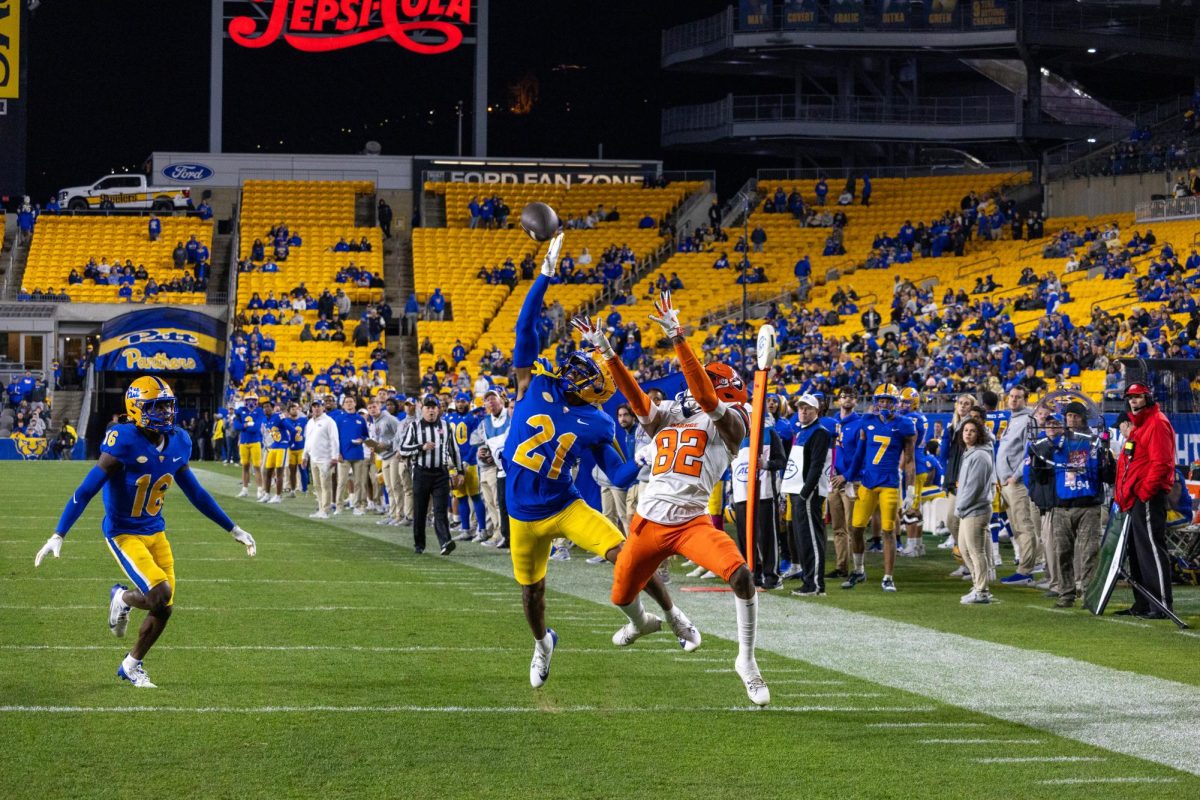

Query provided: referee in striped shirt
[398,395,463,555]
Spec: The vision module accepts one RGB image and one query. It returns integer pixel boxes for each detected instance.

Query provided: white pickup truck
[58,174,191,212]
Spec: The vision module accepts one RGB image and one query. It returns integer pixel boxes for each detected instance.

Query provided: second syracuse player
[573,291,770,706]
[504,232,699,689]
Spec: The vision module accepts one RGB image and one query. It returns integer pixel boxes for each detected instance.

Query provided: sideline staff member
[399,396,463,555]
[1114,383,1177,619]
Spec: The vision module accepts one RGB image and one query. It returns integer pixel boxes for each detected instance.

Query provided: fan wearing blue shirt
[332,395,370,514]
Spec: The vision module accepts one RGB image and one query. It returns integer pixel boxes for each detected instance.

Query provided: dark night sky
[22,0,758,200]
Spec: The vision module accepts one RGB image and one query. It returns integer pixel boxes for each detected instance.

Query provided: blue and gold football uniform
[445,408,482,497]
[850,413,916,531]
[233,404,265,466]
[503,362,627,584]
[263,412,292,469]
[100,423,193,603]
[286,415,307,456]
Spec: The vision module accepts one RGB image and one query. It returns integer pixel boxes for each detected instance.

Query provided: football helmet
[558,350,616,405]
[705,362,748,404]
[125,376,176,433]
[899,386,920,412]
[873,383,899,420]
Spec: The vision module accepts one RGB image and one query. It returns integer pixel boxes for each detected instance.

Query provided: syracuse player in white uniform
[573,291,769,706]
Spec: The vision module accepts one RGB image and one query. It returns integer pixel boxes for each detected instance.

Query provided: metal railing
[954,254,1001,280]
[661,7,732,59]
[757,162,1036,183]
[730,93,1020,126]
[77,364,95,448]
[720,178,759,231]
[221,189,244,405]
[1136,196,1200,224]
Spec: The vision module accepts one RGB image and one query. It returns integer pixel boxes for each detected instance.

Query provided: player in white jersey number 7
[572,291,770,706]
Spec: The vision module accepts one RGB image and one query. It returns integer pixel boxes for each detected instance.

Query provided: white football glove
[231,525,257,557]
[902,486,915,511]
[539,232,565,278]
[635,443,657,468]
[570,315,615,359]
[648,290,685,339]
[34,534,64,567]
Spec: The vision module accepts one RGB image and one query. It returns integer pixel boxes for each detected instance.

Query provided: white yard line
[0,704,936,715]
[921,738,1046,745]
[1037,777,1177,785]
[975,756,1105,764]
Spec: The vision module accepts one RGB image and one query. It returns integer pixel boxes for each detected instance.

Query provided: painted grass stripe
[0,704,938,715]
[1037,777,1177,785]
[869,722,987,728]
[921,738,1045,745]
[974,756,1106,764]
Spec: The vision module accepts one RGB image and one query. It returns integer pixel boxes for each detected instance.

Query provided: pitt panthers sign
[97,309,226,374]
[229,0,472,54]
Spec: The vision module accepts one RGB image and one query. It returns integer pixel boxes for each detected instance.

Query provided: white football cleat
[352,508,365,516]
[267,495,282,504]
[699,569,718,579]
[529,629,557,688]
[612,613,661,646]
[117,659,157,688]
[108,584,130,638]
[686,565,707,578]
[667,612,702,652]
[236,487,249,498]
[881,576,897,592]
[309,510,329,519]
[735,657,770,706]
[948,565,968,577]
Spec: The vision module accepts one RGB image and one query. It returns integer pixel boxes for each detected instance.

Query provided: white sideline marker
[974,756,1105,764]
[1037,777,1177,785]
[0,704,939,715]
[921,738,1045,745]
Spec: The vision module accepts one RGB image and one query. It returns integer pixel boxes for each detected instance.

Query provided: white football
[756,324,777,370]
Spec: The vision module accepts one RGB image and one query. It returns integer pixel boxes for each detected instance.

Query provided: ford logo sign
[161,163,214,182]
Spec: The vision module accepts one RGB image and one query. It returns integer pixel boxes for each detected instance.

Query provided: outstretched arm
[571,315,661,432]
[592,442,641,490]
[176,466,256,555]
[38,454,120,566]
[514,232,563,399]
[648,291,746,451]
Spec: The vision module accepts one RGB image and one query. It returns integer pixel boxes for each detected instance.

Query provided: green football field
[3,462,1199,799]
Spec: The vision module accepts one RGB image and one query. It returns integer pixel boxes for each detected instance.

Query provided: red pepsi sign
[230,0,471,54]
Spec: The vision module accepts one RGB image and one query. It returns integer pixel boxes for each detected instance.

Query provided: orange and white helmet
[705,362,748,405]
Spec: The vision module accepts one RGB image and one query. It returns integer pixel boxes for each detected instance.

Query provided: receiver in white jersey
[636,396,750,526]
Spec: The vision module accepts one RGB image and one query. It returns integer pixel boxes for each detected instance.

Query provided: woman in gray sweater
[955,419,997,604]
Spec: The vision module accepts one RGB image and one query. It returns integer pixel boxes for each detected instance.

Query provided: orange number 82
[651,428,709,478]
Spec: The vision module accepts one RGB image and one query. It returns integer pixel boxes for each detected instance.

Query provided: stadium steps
[387,231,420,393]
[1,236,30,301]
[424,192,447,228]
[50,390,82,434]
[354,191,376,228]
[206,232,233,304]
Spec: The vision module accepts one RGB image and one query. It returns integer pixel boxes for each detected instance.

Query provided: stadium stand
[20,216,213,304]
[228,180,388,394]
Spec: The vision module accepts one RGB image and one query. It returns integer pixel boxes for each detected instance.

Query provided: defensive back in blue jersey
[503,369,618,521]
[99,423,193,537]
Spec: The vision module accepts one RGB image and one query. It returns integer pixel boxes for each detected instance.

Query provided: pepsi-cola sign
[161,163,215,182]
[230,0,471,54]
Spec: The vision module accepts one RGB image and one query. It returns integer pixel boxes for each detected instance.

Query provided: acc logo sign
[734,463,750,482]
[783,460,799,481]
[162,163,214,182]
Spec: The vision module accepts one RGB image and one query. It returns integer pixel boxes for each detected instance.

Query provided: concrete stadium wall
[1045,172,1175,219]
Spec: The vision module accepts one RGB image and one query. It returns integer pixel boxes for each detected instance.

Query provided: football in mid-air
[520,202,561,242]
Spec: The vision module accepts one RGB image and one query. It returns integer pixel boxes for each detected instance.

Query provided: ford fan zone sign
[229,0,472,54]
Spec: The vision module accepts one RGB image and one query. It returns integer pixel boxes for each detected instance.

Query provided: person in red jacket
[1113,382,1177,619]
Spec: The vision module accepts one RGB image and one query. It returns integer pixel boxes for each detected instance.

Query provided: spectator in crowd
[426,288,446,321]
[148,214,161,242]
[378,198,393,239]
[956,418,996,604]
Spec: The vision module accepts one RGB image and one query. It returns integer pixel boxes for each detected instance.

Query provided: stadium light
[1087,47,1097,54]
[1087,138,1097,143]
